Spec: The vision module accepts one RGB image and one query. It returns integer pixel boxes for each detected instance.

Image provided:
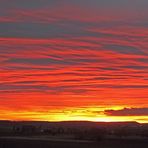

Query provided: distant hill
[0,120,142,130]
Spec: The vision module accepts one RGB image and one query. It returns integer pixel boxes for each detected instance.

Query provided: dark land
[0,120,148,148]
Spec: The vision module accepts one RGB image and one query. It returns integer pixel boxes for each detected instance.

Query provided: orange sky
[0,0,148,123]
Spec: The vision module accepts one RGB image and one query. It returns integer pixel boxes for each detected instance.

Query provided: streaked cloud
[0,0,147,122]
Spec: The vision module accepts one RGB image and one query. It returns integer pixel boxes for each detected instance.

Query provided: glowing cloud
[0,0,147,123]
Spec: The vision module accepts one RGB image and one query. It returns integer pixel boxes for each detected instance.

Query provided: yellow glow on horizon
[5,114,148,123]
[0,106,148,123]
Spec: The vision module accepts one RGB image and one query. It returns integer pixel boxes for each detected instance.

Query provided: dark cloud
[0,22,86,38]
[0,0,56,9]
[1,0,148,11]
[7,58,76,66]
[105,108,148,116]
[110,85,148,89]
[122,65,148,70]
[104,44,144,55]
[0,84,49,92]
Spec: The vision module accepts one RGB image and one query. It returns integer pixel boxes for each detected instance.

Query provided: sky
[0,0,148,123]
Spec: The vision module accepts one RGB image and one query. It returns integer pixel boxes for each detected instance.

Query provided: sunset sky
[0,0,148,123]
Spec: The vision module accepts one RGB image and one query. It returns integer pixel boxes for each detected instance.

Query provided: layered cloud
[0,0,147,122]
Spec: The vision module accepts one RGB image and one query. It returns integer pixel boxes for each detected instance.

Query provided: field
[0,137,148,148]
[0,121,148,148]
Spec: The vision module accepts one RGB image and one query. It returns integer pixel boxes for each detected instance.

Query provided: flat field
[0,137,148,148]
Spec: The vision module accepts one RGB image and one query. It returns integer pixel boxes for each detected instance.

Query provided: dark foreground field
[0,137,148,148]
